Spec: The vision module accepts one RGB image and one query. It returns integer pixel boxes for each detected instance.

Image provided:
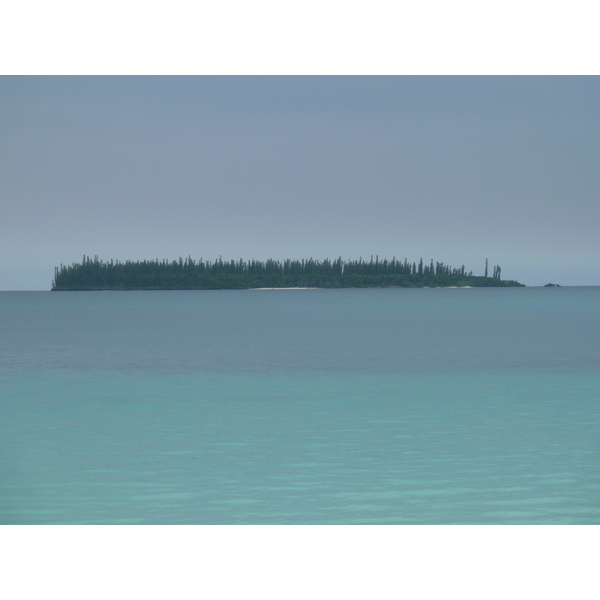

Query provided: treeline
[51,255,523,290]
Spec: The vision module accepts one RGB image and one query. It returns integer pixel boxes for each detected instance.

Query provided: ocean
[1,287,599,524]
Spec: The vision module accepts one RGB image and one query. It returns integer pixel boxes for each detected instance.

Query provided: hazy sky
[1,76,599,289]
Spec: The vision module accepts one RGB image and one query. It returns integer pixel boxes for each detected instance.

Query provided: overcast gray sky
[1,76,599,289]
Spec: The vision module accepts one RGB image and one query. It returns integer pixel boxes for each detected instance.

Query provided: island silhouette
[51,255,524,290]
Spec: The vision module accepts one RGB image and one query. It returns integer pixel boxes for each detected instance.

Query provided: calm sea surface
[1,287,599,524]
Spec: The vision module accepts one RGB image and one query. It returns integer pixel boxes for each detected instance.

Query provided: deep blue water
[1,287,599,523]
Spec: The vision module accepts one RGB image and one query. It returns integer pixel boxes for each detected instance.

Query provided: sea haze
[1,287,599,523]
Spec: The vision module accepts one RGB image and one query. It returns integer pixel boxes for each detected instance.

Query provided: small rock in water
[544,283,561,287]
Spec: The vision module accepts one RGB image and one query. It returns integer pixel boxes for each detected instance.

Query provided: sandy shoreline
[249,286,474,290]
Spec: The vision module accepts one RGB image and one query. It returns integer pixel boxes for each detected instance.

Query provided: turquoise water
[1,288,599,523]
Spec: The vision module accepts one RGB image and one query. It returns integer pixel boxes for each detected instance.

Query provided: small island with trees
[51,255,525,290]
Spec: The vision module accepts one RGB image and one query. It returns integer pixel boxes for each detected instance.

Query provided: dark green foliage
[51,255,524,290]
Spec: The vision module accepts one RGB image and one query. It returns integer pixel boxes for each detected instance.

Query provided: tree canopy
[51,255,524,290]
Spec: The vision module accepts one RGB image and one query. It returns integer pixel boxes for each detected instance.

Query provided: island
[51,255,525,290]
